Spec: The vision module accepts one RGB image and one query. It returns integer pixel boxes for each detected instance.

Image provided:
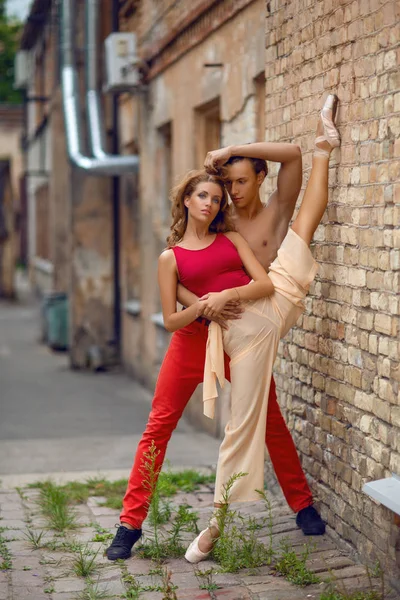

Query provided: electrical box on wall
[14,51,30,90]
[104,32,140,92]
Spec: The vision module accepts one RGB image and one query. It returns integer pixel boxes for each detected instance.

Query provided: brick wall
[264,0,400,576]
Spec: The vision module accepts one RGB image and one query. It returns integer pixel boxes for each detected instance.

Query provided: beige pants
[202,228,319,504]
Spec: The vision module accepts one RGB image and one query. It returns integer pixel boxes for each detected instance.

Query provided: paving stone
[160,571,199,588]
[0,512,25,521]
[240,573,277,588]
[93,516,120,529]
[163,557,199,573]
[12,555,43,572]
[212,572,242,587]
[96,578,125,595]
[6,541,33,556]
[322,564,369,580]
[0,497,23,507]
[214,587,252,599]
[2,530,26,543]
[53,577,86,593]
[175,588,211,600]
[257,590,318,600]
[68,529,97,543]
[90,505,120,516]
[135,593,163,600]
[306,554,354,573]
[0,583,8,600]
[125,558,154,576]
[11,587,49,599]
[11,570,44,587]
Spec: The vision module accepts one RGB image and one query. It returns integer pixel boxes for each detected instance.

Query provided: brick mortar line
[270,0,393,21]
[268,41,400,64]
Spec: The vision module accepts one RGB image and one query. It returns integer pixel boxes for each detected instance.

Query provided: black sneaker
[106,525,142,560]
[296,505,326,536]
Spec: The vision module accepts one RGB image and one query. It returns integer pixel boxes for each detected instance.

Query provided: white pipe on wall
[61,0,139,175]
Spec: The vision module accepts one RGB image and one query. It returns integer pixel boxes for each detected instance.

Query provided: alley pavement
[0,288,399,599]
[0,290,221,484]
[1,484,399,600]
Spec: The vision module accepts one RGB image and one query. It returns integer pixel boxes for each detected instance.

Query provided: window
[156,121,173,229]
[194,98,221,168]
[35,183,50,261]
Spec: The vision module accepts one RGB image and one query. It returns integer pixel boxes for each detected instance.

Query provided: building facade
[20,0,400,579]
[0,105,23,297]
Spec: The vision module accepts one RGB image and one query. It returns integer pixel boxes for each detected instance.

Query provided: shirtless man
[177,141,325,541]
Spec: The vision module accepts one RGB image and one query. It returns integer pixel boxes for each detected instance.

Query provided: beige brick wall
[264,0,400,576]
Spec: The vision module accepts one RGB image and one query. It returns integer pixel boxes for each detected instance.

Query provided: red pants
[120,320,312,528]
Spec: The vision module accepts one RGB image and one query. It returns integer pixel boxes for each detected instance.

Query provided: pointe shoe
[314,94,340,157]
[185,528,213,563]
[185,518,219,564]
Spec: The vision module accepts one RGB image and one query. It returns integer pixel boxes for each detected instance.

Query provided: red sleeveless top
[171,234,251,297]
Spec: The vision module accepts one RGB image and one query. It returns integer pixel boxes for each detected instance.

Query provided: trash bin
[42,292,69,350]
[41,292,64,343]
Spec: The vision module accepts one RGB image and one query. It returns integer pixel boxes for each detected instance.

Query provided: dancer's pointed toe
[314,93,340,157]
[185,529,213,564]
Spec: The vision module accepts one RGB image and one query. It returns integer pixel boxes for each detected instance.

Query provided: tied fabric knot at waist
[203,321,225,418]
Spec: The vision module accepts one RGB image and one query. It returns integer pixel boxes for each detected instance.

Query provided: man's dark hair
[225,155,268,177]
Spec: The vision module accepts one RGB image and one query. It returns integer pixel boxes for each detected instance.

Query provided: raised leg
[291,94,340,246]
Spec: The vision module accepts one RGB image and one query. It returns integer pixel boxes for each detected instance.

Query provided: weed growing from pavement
[273,539,319,586]
[133,442,199,560]
[195,568,219,591]
[319,591,382,600]
[320,561,385,600]
[137,502,199,560]
[120,565,178,598]
[207,474,319,585]
[76,577,111,600]
[91,528,114,544]
[0,528,12,570]
[121,569,142,599]
[28,470,214,511]
[211,473,276,572]
[24,527,46,549]
[71,544,100,578]
[36,481,78,532]
[160,569,178,600]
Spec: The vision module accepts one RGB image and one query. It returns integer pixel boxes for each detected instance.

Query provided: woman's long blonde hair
[167,170,234,247]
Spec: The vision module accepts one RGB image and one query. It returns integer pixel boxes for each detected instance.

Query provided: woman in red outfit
[106,94,340,562]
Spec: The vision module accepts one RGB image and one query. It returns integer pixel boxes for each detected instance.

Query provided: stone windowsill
[33,257,54,275]
[123,299,141,316]
[150,312,166,329]
[123,301,167,331]
[362,474,400,516]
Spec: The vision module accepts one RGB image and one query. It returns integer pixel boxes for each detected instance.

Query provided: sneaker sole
[106,550,132,560]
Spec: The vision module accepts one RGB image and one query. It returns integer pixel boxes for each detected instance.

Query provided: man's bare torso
[233,202,291,272]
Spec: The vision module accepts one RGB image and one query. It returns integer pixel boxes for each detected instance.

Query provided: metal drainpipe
[85,0,124,351]
[111,0,121,352]
[61,0,139,175]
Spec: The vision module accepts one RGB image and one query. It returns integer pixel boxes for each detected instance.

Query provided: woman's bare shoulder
[158,248,175,266]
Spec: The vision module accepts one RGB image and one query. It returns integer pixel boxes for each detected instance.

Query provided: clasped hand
[197,291,243,328]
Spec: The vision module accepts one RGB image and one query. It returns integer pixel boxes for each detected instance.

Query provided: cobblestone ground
[1,482,399,600]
